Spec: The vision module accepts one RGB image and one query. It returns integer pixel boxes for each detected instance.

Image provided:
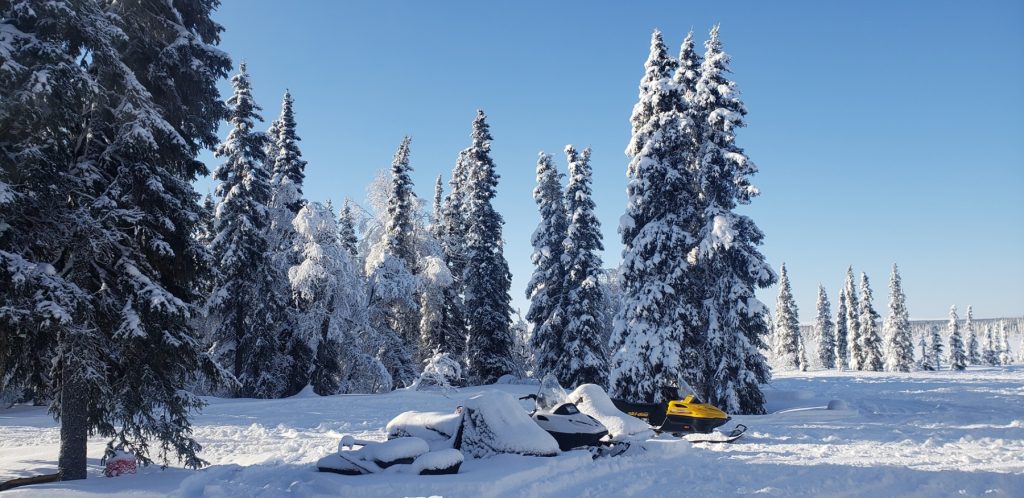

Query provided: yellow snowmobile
[611,378,741,437]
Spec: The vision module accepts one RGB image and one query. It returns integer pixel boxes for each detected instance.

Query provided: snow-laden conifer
[462,111,516,383]
[857,273,884,371]
[928,325,944,370]
[338,199,360,259]
[844,268,862,369]
[964,305,980,365]
[557,146,609,387]
[609,30,702,405]
[690,25,775,413]
[815,285,836,369]
[209,63,292,399]
[947,305,966,371]
[526,152,569,379]
[883,264,914,372]
[834,286,849,369]
[998,321,1012,366]
[982,324,998,366]
[773,263,802,369]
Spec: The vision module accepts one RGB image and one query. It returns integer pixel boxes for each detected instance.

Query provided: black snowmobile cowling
[611,384,730,434]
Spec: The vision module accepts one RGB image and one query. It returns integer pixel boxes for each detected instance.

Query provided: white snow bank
[385,411,461,447]
[568,384,653,441]
[460,391,559,458]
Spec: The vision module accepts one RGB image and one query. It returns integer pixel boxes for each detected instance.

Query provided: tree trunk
[58,364,88,480]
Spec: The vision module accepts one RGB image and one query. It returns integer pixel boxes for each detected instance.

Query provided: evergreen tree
[928,325,944,370]
[526,152,569,378]
[691,25,775,413]
[858,273,884,371]
[844,267,862,369]
[964,305,980,365]
[209,63,291,398]
[947,305,966,371]
[1,0,232,478]
[918,330,932,371]
[982,324,998,366]
[834,286,849,369]
[773,263,802,369]
[558,146,609,387]
[462,110,516,383]
[431,155,469,365]
[431,175,445,238]
[338,199,360,259]
[797,335,809,372]
[609,30,702,404]
[883,264,914,372]
[815,285,836,369]
[998,321,1012,366]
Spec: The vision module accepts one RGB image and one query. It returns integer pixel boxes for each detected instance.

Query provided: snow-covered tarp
[459,391,559,458]
[385,411,461,449]
[568,383,654,441]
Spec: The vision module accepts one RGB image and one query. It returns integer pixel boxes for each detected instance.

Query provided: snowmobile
[520,375,630,457]
[611,377,746,442]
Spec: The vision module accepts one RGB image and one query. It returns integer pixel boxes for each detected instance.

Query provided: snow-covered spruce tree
[526,152,569,379]
[431,175,445,237]
[462,110,516,384]
[928,325,944,370]
[432,154,470,364]
[2,0,232,478]
[857,273,884,371]
[998,321,1012,365]
[981,324,997,366]
[843,267,862,370]
[834,286,849,369]
[690,25,775,413]
[883,264,914,372]
[917,330,932,370]
[609,30,703,405]
[288,202,391,394]
[364,139,420,386]
[338,199,360,259]
[1017,329,1024,364]
[947,305,966,371]
[510,309,534,377]
[815,285,836,369]
[265,90,312,395]
[557,146,609,387]
[965,305,980,365]
[773,263,802,369]
[421,175,466,364]
[209,63,292,399]
[797,335,809,372]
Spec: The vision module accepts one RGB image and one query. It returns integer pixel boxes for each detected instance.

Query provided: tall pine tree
[815,285,836,369]
[964,305,980,365]
[338,199,360,259]
[609,30,702,404]
[883,264,914,372]
[558,146,609,387]
[858,273,884,371]
[774,263,802,370]
[947,305,966,371]
[844,267,862,369]
[209,63,292,398]
[834,286,849,369]
[928,325,944,370]
[526,152,568,379]
[691,25,775,413]
[462,111,515,383]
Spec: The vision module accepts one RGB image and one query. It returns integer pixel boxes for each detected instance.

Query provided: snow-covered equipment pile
[103,451,137,478]
[568,383,654,441]
[317,436,462,476]
[459,391,560,458]
[386,411,462,450]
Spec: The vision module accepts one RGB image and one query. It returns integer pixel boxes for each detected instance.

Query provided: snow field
[1,367,1023,497]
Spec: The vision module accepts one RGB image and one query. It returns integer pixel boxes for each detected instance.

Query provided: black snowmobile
[520,375,630,457]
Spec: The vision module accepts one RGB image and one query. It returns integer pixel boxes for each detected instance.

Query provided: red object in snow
[104,452,137,477]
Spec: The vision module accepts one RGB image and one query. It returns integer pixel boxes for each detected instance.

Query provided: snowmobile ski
[681,423,746,444]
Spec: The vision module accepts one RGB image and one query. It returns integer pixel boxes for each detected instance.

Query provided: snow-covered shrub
[413,351,462,392]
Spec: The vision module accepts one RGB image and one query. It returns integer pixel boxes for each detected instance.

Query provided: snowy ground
[2,367,1023,497]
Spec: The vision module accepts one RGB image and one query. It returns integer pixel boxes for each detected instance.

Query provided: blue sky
[198,0,1024,321]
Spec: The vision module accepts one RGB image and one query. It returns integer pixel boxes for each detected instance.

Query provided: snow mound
[568,384,653,441]
[411,449,464,475]
[361,437,429,467]
[386,411,461,447]
[827,399,849,411]
[460,391,559,458]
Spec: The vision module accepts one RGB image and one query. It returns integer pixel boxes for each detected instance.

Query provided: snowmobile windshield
[665,377,703,404]
[536,374,568,411]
